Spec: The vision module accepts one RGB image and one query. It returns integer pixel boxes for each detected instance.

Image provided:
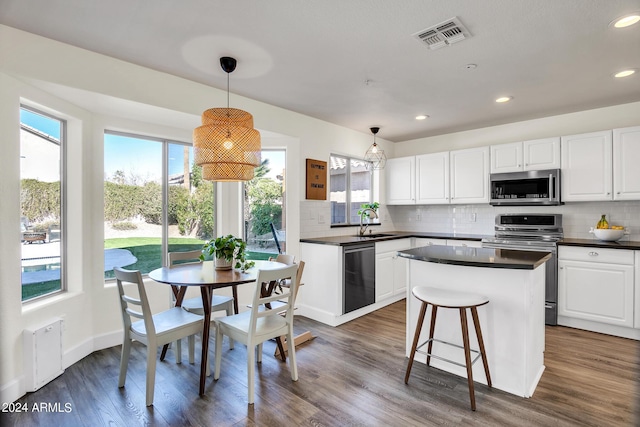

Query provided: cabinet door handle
[559,266,563,269]
[588,251,599,256]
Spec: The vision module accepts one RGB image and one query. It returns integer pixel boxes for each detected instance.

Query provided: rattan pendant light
[194,57,261,181]
[364,127,386,170]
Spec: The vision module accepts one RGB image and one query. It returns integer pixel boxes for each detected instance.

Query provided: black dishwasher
[343,243,376,314]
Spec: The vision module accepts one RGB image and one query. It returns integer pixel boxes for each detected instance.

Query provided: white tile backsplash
[300,200,640,241]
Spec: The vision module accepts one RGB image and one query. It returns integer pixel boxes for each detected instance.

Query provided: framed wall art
[305,158,327,200]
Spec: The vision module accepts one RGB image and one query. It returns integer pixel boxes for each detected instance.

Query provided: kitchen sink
[358,233,394,238]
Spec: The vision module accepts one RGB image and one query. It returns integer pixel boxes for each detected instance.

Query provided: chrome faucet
[359,208,378,236]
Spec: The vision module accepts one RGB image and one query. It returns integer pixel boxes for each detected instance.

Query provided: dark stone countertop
[299,232,640,250]
[299,231,489,246]
[559,238,640,250]
[397,245,551,270]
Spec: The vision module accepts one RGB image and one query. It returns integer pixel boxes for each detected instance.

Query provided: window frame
[329,154,373,226]
[103,130,214,279]
[20,104,67,303]
[242,148,287,256]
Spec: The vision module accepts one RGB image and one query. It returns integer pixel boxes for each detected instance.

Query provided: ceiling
[1,0,639,142]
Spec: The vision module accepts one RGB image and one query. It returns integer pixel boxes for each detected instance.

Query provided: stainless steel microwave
[490,169,561,206]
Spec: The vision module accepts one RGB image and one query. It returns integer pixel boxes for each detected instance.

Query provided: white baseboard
[297,294,405,327]
[61,330,121,369]
[2,329,122,405]
[557,316,640,340]
[0,377,23,406]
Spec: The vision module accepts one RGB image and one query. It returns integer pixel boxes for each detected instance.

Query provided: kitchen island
[398,245,551,398]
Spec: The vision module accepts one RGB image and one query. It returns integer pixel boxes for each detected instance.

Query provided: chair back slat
[268,253,295,265]
[250,264,299,326]
[114,267,156,336]
[168,250,203,267]
[125,307,145,320]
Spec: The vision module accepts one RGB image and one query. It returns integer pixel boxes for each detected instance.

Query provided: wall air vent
[413,17,471,50]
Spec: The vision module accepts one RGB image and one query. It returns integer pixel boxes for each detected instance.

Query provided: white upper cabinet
[450,146,490,204]
[385,156,415,205]
[523,137,561,170]
[415,152,450,204]
[613,126,640,201]
[561,130,613,202]
[491,138,560,173]
[490,142,522,173]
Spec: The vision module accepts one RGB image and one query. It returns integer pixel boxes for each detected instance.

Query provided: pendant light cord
[226,71,230,117]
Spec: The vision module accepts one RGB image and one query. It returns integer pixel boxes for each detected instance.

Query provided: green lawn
[103,237,276,278]
[23,237,278,301]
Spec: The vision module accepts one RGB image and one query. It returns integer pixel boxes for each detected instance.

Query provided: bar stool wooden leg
[459,308,476,411]
[426,305,437,366]
[405,301,428,384]
[471,306,491,387]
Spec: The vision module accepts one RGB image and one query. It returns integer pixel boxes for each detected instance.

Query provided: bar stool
[404,286,492,411]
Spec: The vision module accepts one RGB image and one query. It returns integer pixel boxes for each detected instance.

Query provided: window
[104,131,215,279]
[20,106,65,302]
[330,155,372,225]
[243,150,286,259]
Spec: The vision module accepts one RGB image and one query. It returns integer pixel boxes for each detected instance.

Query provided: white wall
[0,24,390,403]
[394,102,640,156]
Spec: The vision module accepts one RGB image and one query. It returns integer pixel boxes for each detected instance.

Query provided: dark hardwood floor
[3,300,639,426]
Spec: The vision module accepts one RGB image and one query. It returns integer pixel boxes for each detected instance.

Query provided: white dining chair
[114,267,204,406]
[214,263,300,404]
[268,253,295,266]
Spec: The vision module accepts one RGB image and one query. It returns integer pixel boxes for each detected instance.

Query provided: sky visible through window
[21,109,285,182]
[20,109,60,138]
[103,134,284,183]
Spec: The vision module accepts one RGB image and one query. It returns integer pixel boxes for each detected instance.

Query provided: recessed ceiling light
[614,69,636,78]
[612,14,640,28]
[464,64,477,70]
[415,115,429,120]
[495,96,513,103]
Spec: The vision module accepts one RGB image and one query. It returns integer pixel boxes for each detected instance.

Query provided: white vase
[215,257,233,270]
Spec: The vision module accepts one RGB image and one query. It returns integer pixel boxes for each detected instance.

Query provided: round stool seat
[412,286,489,308]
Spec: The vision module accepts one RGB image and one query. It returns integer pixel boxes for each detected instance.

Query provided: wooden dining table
[148,260,286,396]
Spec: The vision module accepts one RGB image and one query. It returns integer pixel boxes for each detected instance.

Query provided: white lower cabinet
[559,246,634,329]
[375,239,412,301]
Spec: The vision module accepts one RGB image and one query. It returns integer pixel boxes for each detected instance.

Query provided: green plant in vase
[201,234,255,272]
[357,202,380,219]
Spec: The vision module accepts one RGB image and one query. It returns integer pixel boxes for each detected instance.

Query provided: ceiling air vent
[413,17,471,50]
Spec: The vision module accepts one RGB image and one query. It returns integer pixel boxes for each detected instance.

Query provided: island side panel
[405,259,545,398]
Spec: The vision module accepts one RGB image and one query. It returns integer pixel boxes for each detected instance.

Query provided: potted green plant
[201,234,255,271]
[357,202,380,220]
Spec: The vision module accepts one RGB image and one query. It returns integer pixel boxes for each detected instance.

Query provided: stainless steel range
[482,213,563,325]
